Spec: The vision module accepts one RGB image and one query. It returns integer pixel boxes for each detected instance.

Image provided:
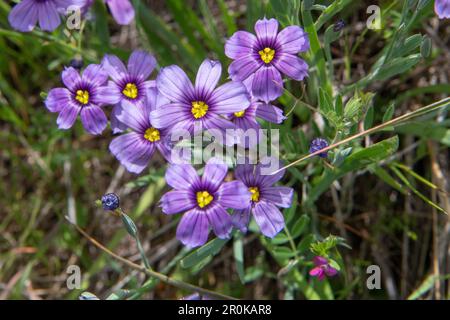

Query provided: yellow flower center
[122,83,138,99]
[144,127,160,142]
[196,190,214,208]
[249,186,260,202]
[234,110,246,118]
[258,47,276,64]
[75,90,89,105]
[191,101,209,119]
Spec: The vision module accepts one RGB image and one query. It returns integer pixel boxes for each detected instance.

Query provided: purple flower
[74,0,135,25]
[101,50,157,133]
[180,293,211,300]
[105,0,134,25]
[160,158,251,248]
[309,138,329,158]
[231,159,293,238]
[8,0,74,32]
[45,64,116,135]
[69,58,84,70]
[109,87,173,174]
[435,0,450,19]
[309,256,338,281]
[150,59,250,138]
[225,18,309,103]
[227,99,286,147]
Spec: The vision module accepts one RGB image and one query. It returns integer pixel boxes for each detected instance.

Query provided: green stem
[301,3,332,96]
[284,228,298,260]
[135,235,151,270]
[116,208,151,270]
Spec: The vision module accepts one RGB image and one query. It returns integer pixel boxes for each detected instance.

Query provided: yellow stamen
[122,83,138,99]
[144,127,160,142]
[234,110,246,118]
[196,190,214,208]
[75,90,89,105]
[249,186,260,202]
[258,47,275,64]
[191,101,209,119]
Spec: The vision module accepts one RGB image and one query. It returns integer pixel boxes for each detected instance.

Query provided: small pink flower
[309,256,338,281]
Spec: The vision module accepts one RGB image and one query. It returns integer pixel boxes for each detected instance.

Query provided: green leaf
[394,163,439,190]
[344,91,374,124]
[382,103,395,123]
[0,102,25,129]
[371,54,421,82]
[272,246,297,263]
[324,24,341,45]
[166,1,205,50]
[302,0,314,11]
[332,147,353,167]
[319,88,333,114]
[420,35,432,58]
[364,105,374,130]
[233,236,245,284]
[344,95,362,122]
[292,269,320,300]
[180,238,228,268]
[135,2,201,72]
[318,88,341,127]
[121,213,138,238]
[335,94,343,116]
[407,274,436,300]
[270,233,290,245]
[407,274,450,300]
[328,259,341,272]
[246,0,265,30]
[297,234,316,253]
[291,215,310,238]
[217,0,237,35]
[92,0,110,51]
[244,266,264,283]
[338,136,398,171]
[371,166,408,195]
[314,0,353,31]
[393,34,423,58]
[381,103,396,131]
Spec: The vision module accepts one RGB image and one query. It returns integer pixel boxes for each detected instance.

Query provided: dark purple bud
[333,19,345,32]
[69,59,84,70]
[101,193,120,211]
[309,138,329,158]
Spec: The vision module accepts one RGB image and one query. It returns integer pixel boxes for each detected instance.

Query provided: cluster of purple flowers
[8,0,450,34]
[6,0,361,279]
[8,0,134,32]
[42,17,312,247]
